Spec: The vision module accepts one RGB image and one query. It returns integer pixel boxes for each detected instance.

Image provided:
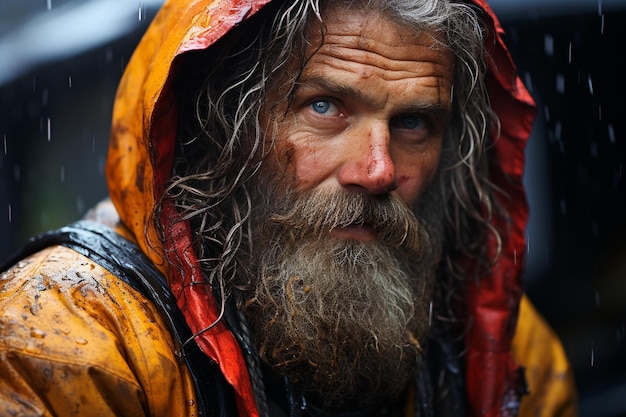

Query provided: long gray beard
[241,188,442,409]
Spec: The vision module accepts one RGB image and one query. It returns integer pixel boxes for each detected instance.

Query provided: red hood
[105,1,535,416]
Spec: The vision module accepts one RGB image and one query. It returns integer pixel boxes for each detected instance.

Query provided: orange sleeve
[513,295,579,417]
[0,246,197,417]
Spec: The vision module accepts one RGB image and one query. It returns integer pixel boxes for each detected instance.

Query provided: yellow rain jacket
[0,0,577,416]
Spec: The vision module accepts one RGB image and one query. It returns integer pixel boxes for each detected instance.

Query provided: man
[0,0,577,416]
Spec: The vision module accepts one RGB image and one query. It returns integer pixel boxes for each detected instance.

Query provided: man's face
[267,8,454,228]
[245,8,455,409]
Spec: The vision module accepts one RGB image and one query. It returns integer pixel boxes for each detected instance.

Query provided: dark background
[1,1,624,416]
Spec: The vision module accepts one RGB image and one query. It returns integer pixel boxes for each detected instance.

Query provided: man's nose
[336,123,398,195]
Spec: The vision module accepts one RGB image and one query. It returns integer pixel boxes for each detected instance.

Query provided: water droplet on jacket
[75,338,88,345]
[30,304,40,315]
[30,329,46,338]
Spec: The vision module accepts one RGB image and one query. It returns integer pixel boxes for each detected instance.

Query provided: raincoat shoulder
[513,296,578,417]
[0,243,197,416]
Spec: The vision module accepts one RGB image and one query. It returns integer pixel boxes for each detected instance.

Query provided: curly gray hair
[164,0,500,324]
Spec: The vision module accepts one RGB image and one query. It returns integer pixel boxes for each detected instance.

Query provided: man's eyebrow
[295,76,452,115]
[297,77,372,103]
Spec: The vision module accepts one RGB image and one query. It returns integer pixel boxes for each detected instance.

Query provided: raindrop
[601,14,605,35]
[568,41,573,64]
[595,290,601,306]
[8,204,12,223]
[588,75,594,95]
[30,329,46,339]
[41,88,48,106]
[76,196,85,214]
[608,124,615,144]
[428,301,433,326]
[3,134,6,155]
[544,34,554,57]
[555,121,562,140]
[591,142,598,158]
[139,1,144,21]
[33,77,36,93]
[60,166,65,183]
[523,72,533,93]
[591,342,595,367]
[93,136,96,153]
[513,249,517,265]
[598,0,603,15]
[556,73,565,94]
[68,76,72,88]
[47,0,52,11]
[544,105,550,122]
[47,118,51,141]
[598,105,602,121]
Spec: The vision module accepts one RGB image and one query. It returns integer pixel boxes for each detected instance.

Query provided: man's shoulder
[0,244,194,417]
[0,244,149,358]
[1,244,136,307]
[513,295,578,417]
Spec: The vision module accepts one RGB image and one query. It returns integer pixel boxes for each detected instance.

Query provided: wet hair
[164,0,500,320]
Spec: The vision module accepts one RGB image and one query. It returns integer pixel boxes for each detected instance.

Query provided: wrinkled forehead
[316,0,451,37]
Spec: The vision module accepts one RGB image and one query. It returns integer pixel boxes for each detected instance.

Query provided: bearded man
[0,0,577,416]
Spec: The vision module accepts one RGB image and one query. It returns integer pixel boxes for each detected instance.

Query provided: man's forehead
[304,7,452,69]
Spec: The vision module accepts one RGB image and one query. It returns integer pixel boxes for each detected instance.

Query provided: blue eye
[311,100,332,114]
[397,115,426,130]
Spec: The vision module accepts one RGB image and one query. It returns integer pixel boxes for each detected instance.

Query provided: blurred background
[1,0,624,415]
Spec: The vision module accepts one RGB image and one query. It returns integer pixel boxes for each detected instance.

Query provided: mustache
[266,189,426,254]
